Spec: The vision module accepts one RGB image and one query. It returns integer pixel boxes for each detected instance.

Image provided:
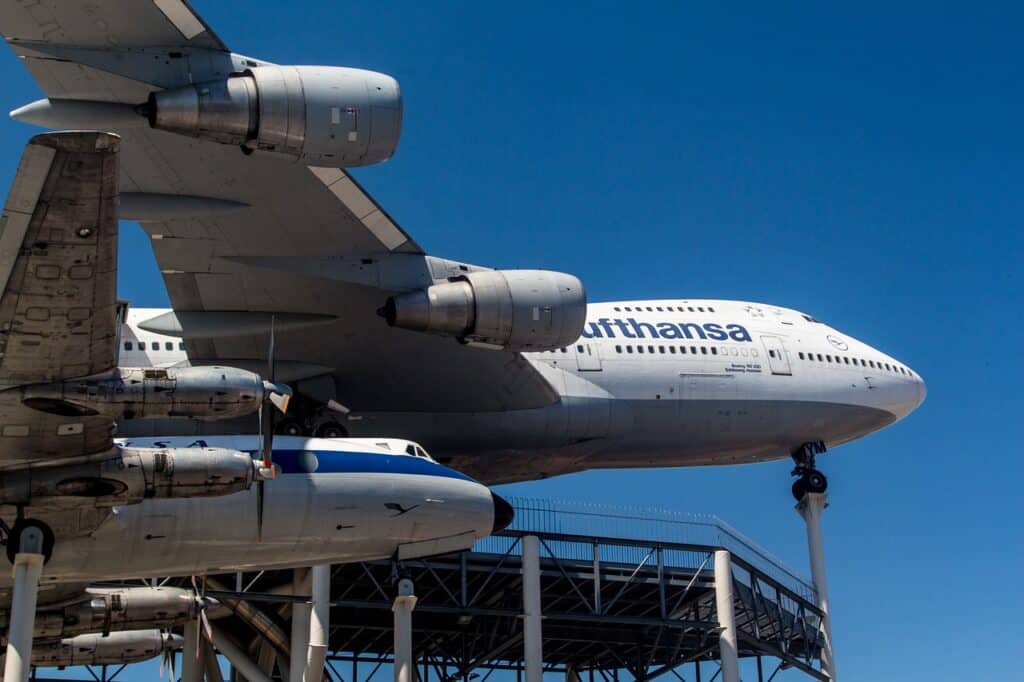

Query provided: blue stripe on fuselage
[248,449,474,481]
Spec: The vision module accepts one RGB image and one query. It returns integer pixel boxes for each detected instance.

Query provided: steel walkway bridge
[36,499,828,682]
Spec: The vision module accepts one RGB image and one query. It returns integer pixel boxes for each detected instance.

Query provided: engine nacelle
[17,630,181,668]
[0,446,258,508]
[382,270,587,352]
[140,65,402,166]
[21,366,285,421]
[8,587,212,640]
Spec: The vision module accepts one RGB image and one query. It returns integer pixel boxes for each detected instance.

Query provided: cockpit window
[802,314,824,324]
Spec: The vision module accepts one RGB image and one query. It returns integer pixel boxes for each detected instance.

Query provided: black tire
[803,470,828,494]
[6,518,55,564]
[276,419,304,437]
[315,422,346,438]
[791,478,808,502]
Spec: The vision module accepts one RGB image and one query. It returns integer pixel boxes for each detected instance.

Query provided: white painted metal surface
[3,541,45,682]
[713,550,740,682]
[522,535,543,682]
[799,493,837,680]
[305,564,331,682]
[392,579,417,682]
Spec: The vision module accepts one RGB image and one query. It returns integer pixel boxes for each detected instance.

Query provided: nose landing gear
[791,441,828,501]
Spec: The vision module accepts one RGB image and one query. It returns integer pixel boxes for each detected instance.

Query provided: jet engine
[0,446,260,508]
[138,65,402,166]
[381,270,587,352]
[20,366,290,421]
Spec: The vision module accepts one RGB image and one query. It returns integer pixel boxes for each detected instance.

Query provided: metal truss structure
[33,500,828,682]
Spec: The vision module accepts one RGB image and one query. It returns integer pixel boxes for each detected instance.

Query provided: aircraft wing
[0,0,225,50]
[0,2,560,413]
[0,132,120,467]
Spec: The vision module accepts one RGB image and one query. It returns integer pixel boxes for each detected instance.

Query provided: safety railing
[474,497,815,601]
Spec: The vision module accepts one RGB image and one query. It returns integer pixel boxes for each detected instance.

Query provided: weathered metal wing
[0,132,120,467]
[0,0,225,50]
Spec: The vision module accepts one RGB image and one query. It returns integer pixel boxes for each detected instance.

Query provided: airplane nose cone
[491,492,515,534]
[913,370,927,409]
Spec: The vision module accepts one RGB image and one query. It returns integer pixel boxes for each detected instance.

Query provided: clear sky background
[1,2,1020,681]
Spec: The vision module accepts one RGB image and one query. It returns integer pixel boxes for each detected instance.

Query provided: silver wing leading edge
[0,0,562,415]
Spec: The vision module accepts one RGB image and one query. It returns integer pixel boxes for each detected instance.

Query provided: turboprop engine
[381,270,587,352]
[138,65,402,166]
[19,366,290,421]
[0,445,260,508]
[4,630,182,668]
[4,586,218,641]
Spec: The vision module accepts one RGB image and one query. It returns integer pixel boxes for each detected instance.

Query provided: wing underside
[0,3,561,413]
[0,132,120,467]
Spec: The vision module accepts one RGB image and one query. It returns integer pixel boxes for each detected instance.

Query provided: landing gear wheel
[276,418,304,437]
[791,478,808,501]
[803,470,828,494]
[314,421,346,438]
[6,518,55,564]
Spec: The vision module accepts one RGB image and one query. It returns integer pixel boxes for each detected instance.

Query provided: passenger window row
[613,305,716,313]
[797,351,912,376]
[123,341,186,352]
[610,344,758,358]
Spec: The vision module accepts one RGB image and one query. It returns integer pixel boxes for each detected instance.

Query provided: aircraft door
[760,335,792,375]
[575,342,602,371]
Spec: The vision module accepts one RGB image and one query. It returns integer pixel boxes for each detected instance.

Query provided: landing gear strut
[790,441,828,501]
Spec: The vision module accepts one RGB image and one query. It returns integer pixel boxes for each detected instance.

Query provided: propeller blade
[256,478,265,542]
[267,314,276,380]
[326,399,350,415]
[260,402,274,467]
[264,382,292,414]
[256,315,278,542]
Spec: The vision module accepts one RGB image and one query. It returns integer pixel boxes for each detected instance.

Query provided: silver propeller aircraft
[0,132,510,681]
[0,1,925,498]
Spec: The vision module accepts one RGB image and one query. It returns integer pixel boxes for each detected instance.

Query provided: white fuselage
[6,437,500,589]
[121,301,926,482]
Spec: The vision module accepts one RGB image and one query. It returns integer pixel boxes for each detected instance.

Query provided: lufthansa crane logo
[827,335,849,351]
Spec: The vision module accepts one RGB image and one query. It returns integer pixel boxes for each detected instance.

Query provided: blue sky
[3,2,1021,680]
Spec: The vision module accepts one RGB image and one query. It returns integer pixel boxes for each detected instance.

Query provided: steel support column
[522,535,543,682]
[305,564,331,682]
[798,492,836,680]
[713,550,739,682]
[3,527,45,682]
[392,578,417,682]
[203,635,226,682]
[210,624,273,682]
[291,569,312,682]
[182,619,203,682]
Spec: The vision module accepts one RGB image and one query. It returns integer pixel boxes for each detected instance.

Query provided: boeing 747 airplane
[0,0,926,495]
